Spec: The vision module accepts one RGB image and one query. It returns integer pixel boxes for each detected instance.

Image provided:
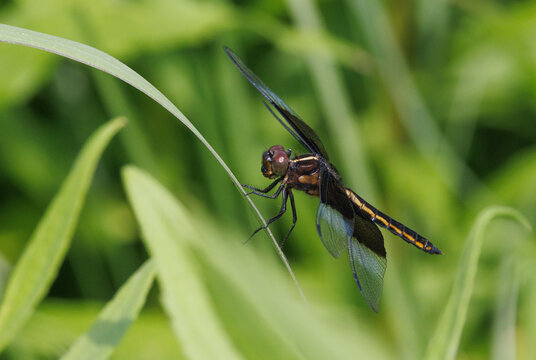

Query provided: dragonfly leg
[244,182,284,199]
[279,190,297,249]
[245,188,288,243]
[242,177,282,197]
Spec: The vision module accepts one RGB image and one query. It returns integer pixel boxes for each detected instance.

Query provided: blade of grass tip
[424,206,531,360]
[0,117,126,353]
[61,260,156,360]
[0,24,303,301]
[122,166,242,360]
[491,258,520,360]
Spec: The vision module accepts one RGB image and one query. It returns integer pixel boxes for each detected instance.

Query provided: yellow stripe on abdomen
[344,188,439,254]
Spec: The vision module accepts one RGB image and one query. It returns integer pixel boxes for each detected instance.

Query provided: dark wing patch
[224,46,329,159]
[353,214,386,258]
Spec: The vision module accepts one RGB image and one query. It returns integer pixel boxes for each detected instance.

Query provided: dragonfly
[224,46,442,312]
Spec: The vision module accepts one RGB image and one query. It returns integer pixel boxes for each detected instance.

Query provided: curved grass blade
[122,166,242,360]
[61,260,156,360]
[424,206,531,360]
[0,24,303,302]
[0,117,126,353]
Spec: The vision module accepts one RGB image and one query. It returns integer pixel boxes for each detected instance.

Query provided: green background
[0,0,535,359]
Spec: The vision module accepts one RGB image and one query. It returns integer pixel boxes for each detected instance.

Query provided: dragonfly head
[261,145,290,179]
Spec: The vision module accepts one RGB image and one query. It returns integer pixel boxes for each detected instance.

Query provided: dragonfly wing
[224,46,329,159]
[316,201,353,258]
[348,217,387,313]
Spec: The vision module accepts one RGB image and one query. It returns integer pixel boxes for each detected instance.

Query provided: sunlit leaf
[122,166,242,360]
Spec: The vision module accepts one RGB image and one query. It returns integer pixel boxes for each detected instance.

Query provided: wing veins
[224,46,328,158]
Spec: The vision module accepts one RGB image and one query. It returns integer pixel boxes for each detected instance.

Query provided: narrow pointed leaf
[0,117,126,352]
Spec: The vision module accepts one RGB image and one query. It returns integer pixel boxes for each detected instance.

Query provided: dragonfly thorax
[261,145,291,178]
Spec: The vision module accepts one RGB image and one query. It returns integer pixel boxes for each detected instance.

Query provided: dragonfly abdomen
[345,189,442,255]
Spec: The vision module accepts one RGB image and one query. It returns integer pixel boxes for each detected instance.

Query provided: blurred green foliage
[0,0,535,359]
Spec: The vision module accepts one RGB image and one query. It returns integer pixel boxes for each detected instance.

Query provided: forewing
[224,46,329,159]
[348,223,387,313]
[316,202,352,258]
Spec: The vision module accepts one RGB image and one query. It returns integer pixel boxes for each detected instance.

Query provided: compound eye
[269,145,285,155]
[271,150,289,176]
[261,150,273,178]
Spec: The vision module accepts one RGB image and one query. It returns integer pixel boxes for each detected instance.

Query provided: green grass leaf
[424,206,531,360]
[61,260,156,360]
[0,117,126,352]
[122,166,242,360]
